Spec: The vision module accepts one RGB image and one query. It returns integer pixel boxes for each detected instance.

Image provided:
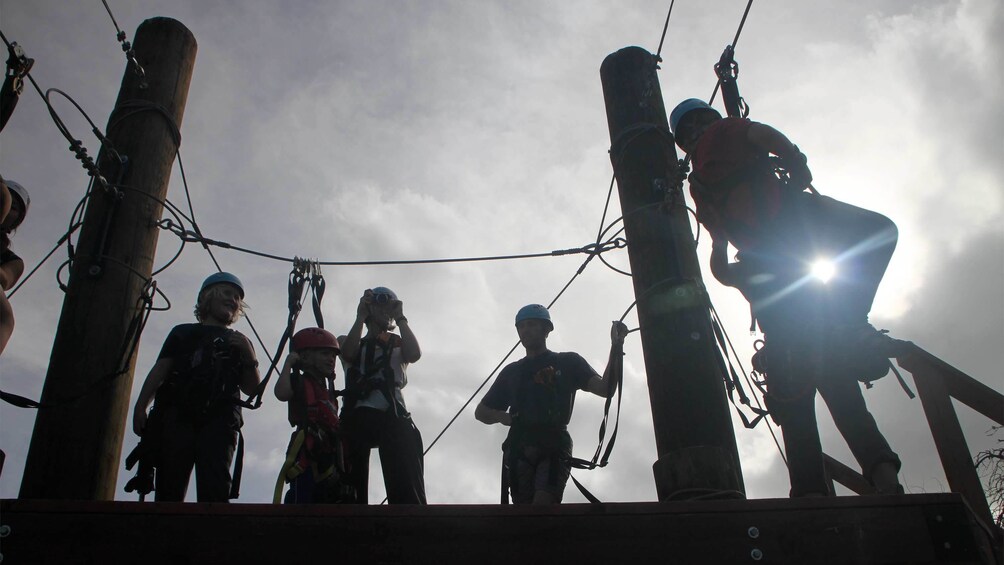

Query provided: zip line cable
[654,0,677,61]
[4,13,783,488]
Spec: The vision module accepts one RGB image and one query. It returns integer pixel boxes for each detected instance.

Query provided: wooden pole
[20,17,196,500]
[600,47,744,500]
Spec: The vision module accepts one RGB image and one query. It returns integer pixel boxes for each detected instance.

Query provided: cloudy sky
[1,0,1000,505]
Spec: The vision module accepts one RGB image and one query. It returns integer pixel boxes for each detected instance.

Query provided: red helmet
[291,327,340,353]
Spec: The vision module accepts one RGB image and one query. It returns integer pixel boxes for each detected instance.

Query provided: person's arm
[133,358,173,436]
[0,290,14,356]
[390,299,421,363]
[747,122,812,189]
[230,332,261,396]
[585,321,629,398]
[0,256,24,290]
[340,292,371,363]
[274,352,299,401]
[709,235,738,288]
[475,401,513,426]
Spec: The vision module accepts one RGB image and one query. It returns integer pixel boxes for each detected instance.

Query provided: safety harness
[500,341,624,504]
[273,371,349,504]
[343,333,407,418]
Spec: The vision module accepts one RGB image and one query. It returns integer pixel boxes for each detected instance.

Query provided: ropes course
[0,0,789,501]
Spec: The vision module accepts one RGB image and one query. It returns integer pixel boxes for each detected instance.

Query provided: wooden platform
[1,493,999,564]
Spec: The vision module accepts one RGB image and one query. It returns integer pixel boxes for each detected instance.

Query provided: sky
[0,0,1001,506]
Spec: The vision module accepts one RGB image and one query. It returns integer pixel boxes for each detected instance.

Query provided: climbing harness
[500,337,625,504]
[343,333,406,418]
[273,372,348,504]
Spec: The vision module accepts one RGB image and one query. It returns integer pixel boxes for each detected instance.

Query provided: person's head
[670,98,722,153]
[1,180,30,232]
[291,327,340,377]
[194,272,246,325]
[365,286,399,333]
[515,304,552,351]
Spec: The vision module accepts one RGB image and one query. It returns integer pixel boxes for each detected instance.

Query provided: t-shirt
[154,323,248,421]
[690,117,785,251]
[481,351,598,429]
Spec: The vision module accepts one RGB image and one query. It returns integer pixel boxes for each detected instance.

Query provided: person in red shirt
[671,99,904,496]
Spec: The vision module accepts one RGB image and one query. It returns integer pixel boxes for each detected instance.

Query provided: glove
[781,146,812,191]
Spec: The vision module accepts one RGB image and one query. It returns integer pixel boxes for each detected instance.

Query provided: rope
[654,0,678,61]
[709,0,755,108]
[99,0,147,87]
[155,218,627,267]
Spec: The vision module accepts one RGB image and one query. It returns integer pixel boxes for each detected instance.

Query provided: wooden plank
[824,453,875,495]
[898,346,1002,425]
[910,362,995,528]
[1,495,994,564]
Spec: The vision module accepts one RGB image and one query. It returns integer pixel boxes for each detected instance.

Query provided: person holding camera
[338,286,426,504]
[273,327,352,504]
[131,272,261,502]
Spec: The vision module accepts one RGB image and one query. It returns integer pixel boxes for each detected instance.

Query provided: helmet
[5,180,30,216]
[200,272,245,298]
[291,327,340,353]
[371,286,398,304]
[669,98,721,137]
[515,304,553,330]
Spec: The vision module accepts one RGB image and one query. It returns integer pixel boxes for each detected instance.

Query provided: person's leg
[817,370,902,494]
[341,408,382,504]
[379,416,427,504]
[193,413,238,502]
[153,407,196,502]
[799,196,898,324]
[765,340,830,497]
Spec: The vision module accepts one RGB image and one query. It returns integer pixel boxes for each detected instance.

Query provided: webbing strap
[229,429,244,500]
[273,428,306,504]
[569,472,601,504]
[241,262,310,409]
[310,266,325,329]
[710,312,768,429]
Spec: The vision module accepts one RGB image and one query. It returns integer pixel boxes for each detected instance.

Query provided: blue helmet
[515,304,552,330]
[371,286,398,304]
[669,98,721,137]
[200,272,244,298]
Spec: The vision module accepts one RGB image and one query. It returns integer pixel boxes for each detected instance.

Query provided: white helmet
[5,180,30,216]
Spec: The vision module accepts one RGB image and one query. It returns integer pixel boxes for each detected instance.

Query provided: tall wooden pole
[600,47,744,500]
[20,18,196,500]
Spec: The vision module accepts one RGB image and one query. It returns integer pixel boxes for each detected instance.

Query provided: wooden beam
[898,346,1003,426]
[908,358,995,528]
[1,495,996,564]
[19,18,197,500]
[824,453,875,495]
[599,46,743,501]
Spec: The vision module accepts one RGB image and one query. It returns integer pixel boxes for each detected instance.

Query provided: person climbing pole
[338,286,426,504]
[475,304,628,504]
[274,327,352,504]
[670,98,905,496]
[131,272,261,502]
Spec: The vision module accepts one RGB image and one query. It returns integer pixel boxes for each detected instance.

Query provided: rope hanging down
[239,258,326,410]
